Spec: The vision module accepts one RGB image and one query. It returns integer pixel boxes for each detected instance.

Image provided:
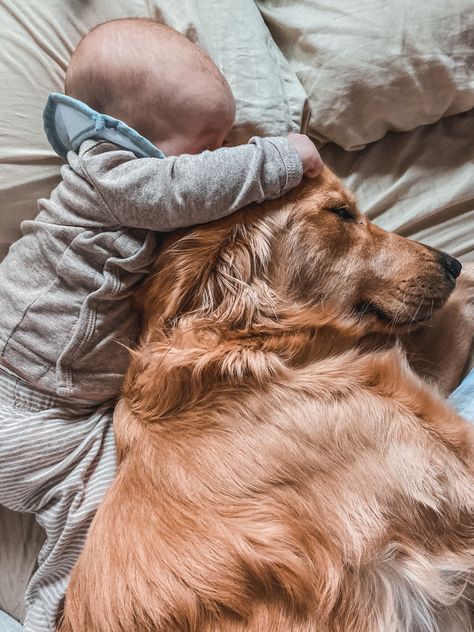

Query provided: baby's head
[65,18,235,156]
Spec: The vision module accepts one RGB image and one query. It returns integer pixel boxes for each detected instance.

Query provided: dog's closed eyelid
[327,205,355,221]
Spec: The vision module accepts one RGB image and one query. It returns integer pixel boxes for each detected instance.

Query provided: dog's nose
[439,251,462,279]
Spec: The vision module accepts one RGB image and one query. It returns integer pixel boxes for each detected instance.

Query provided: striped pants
[0,368,116,632]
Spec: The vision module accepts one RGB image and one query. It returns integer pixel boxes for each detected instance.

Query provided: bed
[1,0,473,624]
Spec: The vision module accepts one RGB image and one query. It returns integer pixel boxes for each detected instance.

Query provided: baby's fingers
[304,153,323,178]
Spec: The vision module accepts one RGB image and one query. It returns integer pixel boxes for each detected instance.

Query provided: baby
[0,18,321,632]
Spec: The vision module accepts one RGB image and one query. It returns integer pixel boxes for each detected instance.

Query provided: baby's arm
[78,136,319,231]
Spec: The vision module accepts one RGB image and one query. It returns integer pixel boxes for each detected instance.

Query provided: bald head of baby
[65,18,236,156]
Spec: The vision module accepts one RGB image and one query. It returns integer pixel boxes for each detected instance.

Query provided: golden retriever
[58,167,474,632]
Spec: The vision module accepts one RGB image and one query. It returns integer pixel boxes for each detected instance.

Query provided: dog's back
[59,347,474,632]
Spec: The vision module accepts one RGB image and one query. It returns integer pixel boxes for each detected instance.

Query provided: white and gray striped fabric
[0,367,116,632]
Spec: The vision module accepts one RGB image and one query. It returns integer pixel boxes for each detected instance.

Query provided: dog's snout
[439,251,462,280]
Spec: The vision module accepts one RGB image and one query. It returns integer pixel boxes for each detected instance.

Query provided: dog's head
[276,167,461,332]
[142,166,460,338]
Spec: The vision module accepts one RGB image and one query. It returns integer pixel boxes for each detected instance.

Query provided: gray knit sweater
[0,137,302,400]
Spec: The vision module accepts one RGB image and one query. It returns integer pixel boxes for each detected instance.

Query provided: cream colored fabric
[257,0,474,150]
[0,508,44,622]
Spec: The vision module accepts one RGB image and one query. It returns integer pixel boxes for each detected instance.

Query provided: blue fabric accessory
[0,610,23,631]
[43,93,165,160]
[448,368,474,422]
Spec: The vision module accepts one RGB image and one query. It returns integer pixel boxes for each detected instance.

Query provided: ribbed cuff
[262,136,303,193]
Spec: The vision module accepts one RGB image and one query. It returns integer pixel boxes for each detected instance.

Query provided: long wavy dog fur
[58,167,474,632]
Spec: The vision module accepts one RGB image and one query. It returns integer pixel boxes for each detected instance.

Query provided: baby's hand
[287,133,323,178]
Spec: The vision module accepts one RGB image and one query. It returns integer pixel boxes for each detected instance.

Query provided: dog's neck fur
[125,208,382,424]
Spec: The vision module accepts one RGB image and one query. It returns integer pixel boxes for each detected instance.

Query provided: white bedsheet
[257,0,474,150]
[321,110,474,262]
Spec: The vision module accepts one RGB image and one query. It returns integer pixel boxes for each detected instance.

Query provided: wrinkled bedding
[258,0,474,150]
[322,110,474,261]
[0,0,473,624]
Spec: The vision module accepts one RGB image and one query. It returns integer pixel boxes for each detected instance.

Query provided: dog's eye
[328,206,354,221]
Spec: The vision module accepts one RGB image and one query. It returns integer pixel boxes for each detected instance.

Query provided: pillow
[0,0,307,261]
[257,0,474,150]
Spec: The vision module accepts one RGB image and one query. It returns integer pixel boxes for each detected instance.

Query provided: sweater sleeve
[78,137,303,231]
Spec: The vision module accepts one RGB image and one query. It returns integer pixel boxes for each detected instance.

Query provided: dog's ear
[198,218,280,329]
[140,211,282,332]
[125,212,289,420]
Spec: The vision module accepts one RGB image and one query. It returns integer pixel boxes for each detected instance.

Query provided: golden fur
[58,168,474,632]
